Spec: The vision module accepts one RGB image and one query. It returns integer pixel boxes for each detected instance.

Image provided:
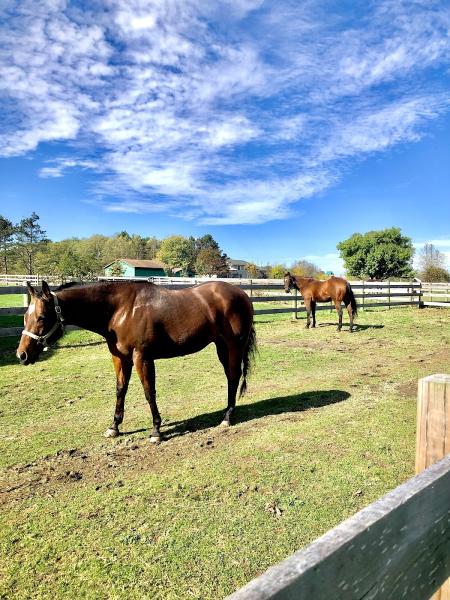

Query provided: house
[104,258,168,278]
[227,259,251,279]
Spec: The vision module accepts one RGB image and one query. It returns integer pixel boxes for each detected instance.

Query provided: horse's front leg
[105,354,132,438]
[134,352,162,444]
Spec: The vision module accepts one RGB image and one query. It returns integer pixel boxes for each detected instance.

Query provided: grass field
[1,306,449,599]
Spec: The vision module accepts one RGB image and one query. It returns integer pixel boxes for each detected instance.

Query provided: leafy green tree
[195,247,229,276]
[0,215,15,274]
[193,234,229,276]
[77,234,110,274]
[15,212,49,274]
[35,240,91,280]
[268,264,287,279]
[145,236,160,259]
[157,235,195,275]
[337,227,414,280]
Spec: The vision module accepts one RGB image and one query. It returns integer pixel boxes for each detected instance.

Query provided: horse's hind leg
[335,300,343,331]
[304,300,312,328]
[346,303,354,332]
[311,301,317,328]
[216,340,242,427]
[134,352,162,444]
[105,354,132,438]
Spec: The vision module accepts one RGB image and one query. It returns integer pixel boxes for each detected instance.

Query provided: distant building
[226,259,251,278]
[104,258,169,278]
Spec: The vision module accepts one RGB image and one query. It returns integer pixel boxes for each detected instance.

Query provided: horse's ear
[26,281,36,297]
[285,272,291,276]
[41,281,52,300]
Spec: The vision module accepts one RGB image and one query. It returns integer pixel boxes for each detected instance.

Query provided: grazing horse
[284,272,357,331]
[16,280,256,443]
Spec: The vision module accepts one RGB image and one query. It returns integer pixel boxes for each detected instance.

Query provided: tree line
[0,214,448,281]
[0,213,231,278]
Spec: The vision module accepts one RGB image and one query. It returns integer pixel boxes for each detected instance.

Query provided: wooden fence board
[226,455,450,600]
[0,307,26,315]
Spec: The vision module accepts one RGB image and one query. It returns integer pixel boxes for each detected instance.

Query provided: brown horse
[16,280,256,442]
[284,272,357,331]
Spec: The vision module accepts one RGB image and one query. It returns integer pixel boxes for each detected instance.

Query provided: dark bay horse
[16,280,256,442]
[284,273,357,331]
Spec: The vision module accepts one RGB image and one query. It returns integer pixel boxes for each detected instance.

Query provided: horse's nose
[18,351,28,364]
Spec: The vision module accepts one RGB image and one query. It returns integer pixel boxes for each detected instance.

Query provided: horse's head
[284,272,295,293]
[16,281,64,365]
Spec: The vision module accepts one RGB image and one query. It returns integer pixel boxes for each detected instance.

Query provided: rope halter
[22,292,65,351]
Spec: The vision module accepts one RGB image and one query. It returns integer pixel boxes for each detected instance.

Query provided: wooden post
[416,373,450,600]
[388,279,391,309]
[362,280,365,310]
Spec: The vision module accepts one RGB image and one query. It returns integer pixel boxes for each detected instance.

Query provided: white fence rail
[1,276,446,338]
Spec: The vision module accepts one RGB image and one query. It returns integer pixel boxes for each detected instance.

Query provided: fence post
[388,279,391,309]
[416,373,450,600]
[362,280,365,310]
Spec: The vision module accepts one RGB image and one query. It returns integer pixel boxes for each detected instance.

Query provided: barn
[104,258,168,278]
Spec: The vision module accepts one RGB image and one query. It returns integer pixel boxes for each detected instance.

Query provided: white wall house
[227,259,251,278]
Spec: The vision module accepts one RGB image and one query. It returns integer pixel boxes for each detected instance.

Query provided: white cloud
[1,0,450,223]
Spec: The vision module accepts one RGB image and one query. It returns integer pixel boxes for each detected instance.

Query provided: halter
[22,292,65,351]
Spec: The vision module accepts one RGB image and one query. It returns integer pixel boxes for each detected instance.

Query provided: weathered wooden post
[416,373,450,600]
[362,280,365,310]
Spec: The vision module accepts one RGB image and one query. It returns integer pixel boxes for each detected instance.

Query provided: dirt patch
[0,422,251,504]
[396,381,419,400]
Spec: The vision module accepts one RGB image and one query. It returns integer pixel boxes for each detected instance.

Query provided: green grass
[0,293,24,308]
[1,307,449,599]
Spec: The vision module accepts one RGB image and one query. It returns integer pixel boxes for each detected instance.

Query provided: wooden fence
[0,278,425,337]
[421,282,450,308]
[226,374,450,600]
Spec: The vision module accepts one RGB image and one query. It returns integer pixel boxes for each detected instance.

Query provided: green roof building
[104,258,168,278]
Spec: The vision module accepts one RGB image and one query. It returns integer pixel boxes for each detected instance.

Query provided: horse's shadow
[318,322,384,331]
[124,389,350,440]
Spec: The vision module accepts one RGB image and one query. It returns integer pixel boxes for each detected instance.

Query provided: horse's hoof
[149,435,161,444]
[104,428,119,438]
[219,420,230,427]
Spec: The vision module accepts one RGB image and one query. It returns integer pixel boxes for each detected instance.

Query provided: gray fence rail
[0,279,427,337]
[226,453,450,600]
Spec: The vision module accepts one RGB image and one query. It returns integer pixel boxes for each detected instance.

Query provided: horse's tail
[239,323,257,398]
[345,282,358,318]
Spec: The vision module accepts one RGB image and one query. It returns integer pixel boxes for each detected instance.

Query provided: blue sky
[1,0,449,274]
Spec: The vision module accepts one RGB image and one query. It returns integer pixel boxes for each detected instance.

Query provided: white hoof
[219,420,230,427]
[104,428,119,438]
[149,435,161,444]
